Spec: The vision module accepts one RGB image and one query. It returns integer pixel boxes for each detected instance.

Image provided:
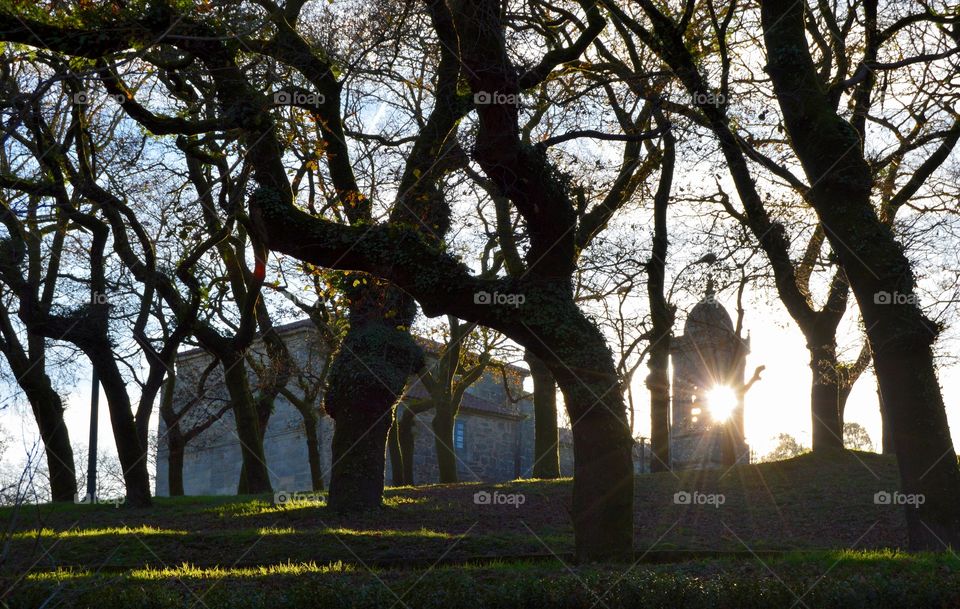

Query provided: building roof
[403,381,524,420]
[682,280,735,336]
[177,317,529,376]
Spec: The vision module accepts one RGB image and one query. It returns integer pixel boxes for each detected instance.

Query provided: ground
[2,452,957,608]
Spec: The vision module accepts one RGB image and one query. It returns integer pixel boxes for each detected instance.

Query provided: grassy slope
[3,451,950,608]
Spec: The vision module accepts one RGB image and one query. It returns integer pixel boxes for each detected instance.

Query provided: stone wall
[386,408,533,485]
[156,391,332,496]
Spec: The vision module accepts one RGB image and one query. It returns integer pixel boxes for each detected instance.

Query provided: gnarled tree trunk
[6,334,76,502]
[324,285,423,511]
[531,297,634,562]
[89,348,152,507]
[237,394,276,495]
[24,379,76,502]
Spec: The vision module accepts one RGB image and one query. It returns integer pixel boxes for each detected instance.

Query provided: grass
[6,552,959,608]
[11,525,187,540]
[1,451,952,608]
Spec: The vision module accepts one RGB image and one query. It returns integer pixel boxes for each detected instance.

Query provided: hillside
[3,452,950,609]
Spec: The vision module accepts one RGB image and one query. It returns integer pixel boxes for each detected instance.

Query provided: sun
[706,385,738,422]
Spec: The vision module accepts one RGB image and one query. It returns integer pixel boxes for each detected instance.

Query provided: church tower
[669,280,750,470]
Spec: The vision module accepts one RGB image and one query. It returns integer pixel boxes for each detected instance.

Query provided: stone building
[387,358,536,485]
[669,281,751,470]
[155,319,576,496]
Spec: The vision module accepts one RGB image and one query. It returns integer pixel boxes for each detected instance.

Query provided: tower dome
[683,279,734,336]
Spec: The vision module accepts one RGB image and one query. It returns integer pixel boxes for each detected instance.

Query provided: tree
[758,0,960,550]
[256,0,657,559]
[644,112,676,473]
[0,285,76,502]
[762,434,810,462]
[176,136,284,495]
[599,1,858,454]
[843,422,875,453]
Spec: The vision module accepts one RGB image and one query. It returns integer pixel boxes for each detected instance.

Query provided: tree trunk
[387,412,405,486]
[874,340,960,548]
[22,378,76,502]
[324,290,423,511]
[399,409,417,486]
[877,381,895,454]
[645,119,675,474]
[837,384,857,447]
[557,366,634,562]
[524,350,560,478]
[432,406,458,483]
[221,351,273,495]
[238,394,276,494]
[167,436,185,497]
[809,344,845,452]
[647,348,671,473]
[159,375,186,497]
[303,409,324,491]
[327,399,392,510]
[87,349,152,507]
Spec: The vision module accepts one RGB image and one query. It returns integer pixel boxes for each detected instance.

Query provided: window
[454,420,465,449]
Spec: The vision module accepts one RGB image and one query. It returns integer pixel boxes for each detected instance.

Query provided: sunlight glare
[707,385,738,422]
